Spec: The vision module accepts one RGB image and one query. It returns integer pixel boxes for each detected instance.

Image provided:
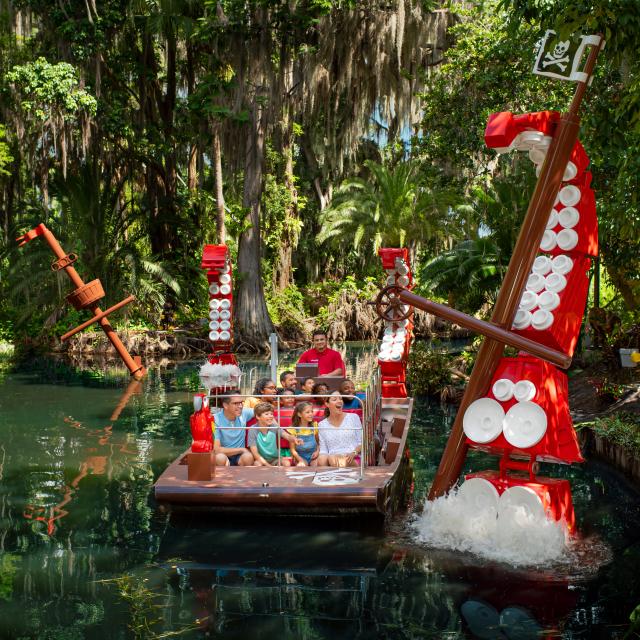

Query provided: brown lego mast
[16,223,146,380]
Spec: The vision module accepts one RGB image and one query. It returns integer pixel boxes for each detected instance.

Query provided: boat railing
[363,370,382,466]
[245,366,258,393]
[208,390,377,479]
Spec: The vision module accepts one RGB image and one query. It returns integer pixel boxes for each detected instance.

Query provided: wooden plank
[385,438,401,464]
[391,416,405,438]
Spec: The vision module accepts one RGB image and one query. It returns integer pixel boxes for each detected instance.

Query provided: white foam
[199,361,241,390]
[413,488,569,567]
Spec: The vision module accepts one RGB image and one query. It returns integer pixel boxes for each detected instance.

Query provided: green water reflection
[0,346,638,639]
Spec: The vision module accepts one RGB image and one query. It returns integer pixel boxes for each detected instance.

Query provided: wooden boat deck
[154,397,414,516]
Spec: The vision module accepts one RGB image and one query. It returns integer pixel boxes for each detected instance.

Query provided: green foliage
[0,0,637,347]
[0,554,19,601]
[579,413,640,453]
[627,601,640,640]
[262,145,306,254]
[418,237,504,312]
[416,169,536,312]
[407,341,453,396]
[5,164,182,333]
[0,125,13,176]
[418,0,640,314]
[503,1,640,95]
[266,283,308,335]
[589,376,629,402]
[107,573,198,639]
[7,57,97,122]
[315,275,379,329]
[319,159,458,257]
[458,336,482,373]
[0,297,15,342]
[415,2,571,181]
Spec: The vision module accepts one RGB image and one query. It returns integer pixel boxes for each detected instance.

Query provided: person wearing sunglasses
[244,378,278,409]
[212,391,255,466]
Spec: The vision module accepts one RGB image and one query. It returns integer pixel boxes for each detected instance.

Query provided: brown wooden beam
[398,290,571,369]
[60,295,135,342]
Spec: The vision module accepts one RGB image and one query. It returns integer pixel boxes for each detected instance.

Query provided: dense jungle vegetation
[0,0,638,352]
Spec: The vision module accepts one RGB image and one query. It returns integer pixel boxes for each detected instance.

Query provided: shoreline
[8,325,471,359]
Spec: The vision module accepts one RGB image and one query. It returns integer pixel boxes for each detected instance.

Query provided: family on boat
[211,331,365,469]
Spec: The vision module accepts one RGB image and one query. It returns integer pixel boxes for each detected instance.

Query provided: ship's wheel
[374,285,411,322]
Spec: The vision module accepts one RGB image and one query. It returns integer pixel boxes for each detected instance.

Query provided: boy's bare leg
[212,453,229,466]
[239,451,255,466]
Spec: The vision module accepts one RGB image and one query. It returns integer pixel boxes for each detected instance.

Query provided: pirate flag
[533,30,604,82]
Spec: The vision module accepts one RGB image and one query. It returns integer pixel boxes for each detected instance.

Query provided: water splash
[412,488,570,567]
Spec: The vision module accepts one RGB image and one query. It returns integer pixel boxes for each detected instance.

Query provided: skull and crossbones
[542,40,570,71]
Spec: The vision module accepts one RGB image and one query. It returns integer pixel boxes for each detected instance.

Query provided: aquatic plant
[407,341,453,397]
[106,573,198,640]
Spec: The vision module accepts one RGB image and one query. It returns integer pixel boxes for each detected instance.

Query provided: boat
[154,247,416,517]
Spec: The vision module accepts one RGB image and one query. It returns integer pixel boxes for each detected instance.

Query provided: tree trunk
[212,126,226,243]
[235,10,273,351]
[235,97,273,351]
[139,25,179,257]
[186,42,198,193]
[302,135,332,210]
[0,185,6,244]
[606,264,640,310]
[162,30,178,253]
[164,152,178,252]
[41,153,49,213]
[147,171,167,256]
[188,144,198,191]
[273,81,298,292]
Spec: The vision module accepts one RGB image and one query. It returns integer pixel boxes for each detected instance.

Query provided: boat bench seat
[379,415,406,464]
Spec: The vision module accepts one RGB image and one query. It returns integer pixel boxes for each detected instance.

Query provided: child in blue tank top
[287,402,319,466]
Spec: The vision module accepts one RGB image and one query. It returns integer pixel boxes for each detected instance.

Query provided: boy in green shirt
[247,402,292,466]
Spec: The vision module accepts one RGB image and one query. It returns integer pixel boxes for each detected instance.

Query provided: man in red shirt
[298,330,345,376]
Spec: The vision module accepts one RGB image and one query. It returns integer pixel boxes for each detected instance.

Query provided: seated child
[340,379,365,411]
[275,389,296,427]
[300,377,316,395]
[287,401,319,467]
[275,388,297,459]
[311,382,329,421]
[247,402,291,467]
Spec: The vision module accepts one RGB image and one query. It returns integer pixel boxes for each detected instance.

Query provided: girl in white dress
[317,390,362,467]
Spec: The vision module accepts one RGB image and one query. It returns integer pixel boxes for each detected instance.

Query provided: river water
[0,344,639,639]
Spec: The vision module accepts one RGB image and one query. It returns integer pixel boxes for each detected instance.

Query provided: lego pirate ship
[375,31,604,532]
